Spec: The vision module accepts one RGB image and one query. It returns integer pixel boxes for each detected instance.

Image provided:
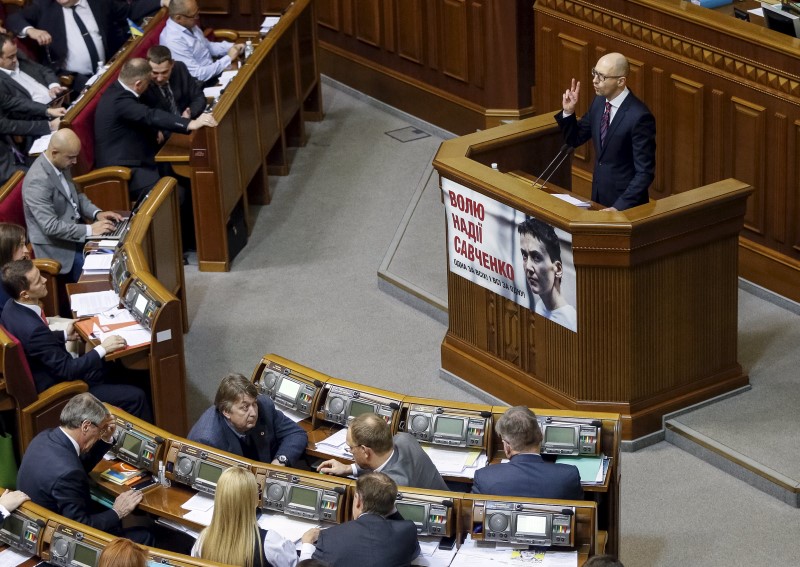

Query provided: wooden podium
[433,114,753,441]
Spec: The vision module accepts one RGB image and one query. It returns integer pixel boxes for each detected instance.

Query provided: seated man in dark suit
[298,472,420,567]
[0,33,68,104]
[0,259,152,421]
[188,373,307,467]
[472,406,583,500]
[317,413,448,491]
[142,45,205,121]
[17,393,153,544]
[94,57,216,202]
[6,0,164,92]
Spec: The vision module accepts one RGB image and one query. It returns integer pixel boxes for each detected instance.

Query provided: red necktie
[39,308,48,325]
[600,101,611,147]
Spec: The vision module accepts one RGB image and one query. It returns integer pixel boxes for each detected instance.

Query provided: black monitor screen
[120,433,142,455]
[544,426,576,446]
[434,416,464,437]
[515,514,547,536]
[197,462,223,484]
[348,400,374,418]
[764,8,799,38]
[288,486,318,510]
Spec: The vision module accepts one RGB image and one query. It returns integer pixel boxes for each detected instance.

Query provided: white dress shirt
[61,0,106,75]
[0,65,54,104]
[16,301,107,359]
[160,18,232,83]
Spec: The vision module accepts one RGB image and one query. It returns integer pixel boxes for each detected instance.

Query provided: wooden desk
[155,0,321,272]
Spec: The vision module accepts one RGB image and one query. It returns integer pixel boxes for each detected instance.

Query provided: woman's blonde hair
[199,467,262,567]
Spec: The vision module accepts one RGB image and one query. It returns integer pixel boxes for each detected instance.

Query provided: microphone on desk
[389,402,401,411]
[332,486,346,494]
[440,500,454,508]
[313,379,324,388]
[480,411,492,419]
[531,144,573,190]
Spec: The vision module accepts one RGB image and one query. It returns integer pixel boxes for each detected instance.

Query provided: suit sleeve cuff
[299,543,316,561]
[93,346,107,359]
[0,505,9,520]
[561,110,573,118]
[85,225,92,238]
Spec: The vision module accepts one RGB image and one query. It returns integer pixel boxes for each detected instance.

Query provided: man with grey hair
[188,373,307,466]
[472,406,583,499]
[17,393,153,544]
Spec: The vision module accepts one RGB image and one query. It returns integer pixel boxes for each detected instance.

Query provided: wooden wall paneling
[297,3,323,118]
[201,0,231,14]
[317,0,340,31]
[794,121,800,254]
[447,272,488,346]
[426,0,439,72]
[382,0,394,54]
[485,290,497,355]
[649,67,665,198]
[234,80,263,190]
[217,112,244,221]
[499,298,521,367]
[354,0,380,48]
[708,89,726,184]
[555,34,590,164]
[730,97,766,235]
[666,74,703,194]
[768,113,788,245]
[468,1,484,90]
[440,0,469,82]
[342,0,353,36]
[396,0,423,64]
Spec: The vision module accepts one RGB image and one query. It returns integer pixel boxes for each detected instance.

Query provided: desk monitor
[254,358,322,417]
[537,416,601,457]
[122,279,160,330]
[319,380,402,428]
[0,508,45,554]
[109,415,165,472]
[260,467,349,524]
[394,491,455,537]
[762,2,800,37]
[110,249,131,295]
[476,501,575,548]
[45,524,105,567]
[405,403,490,449]
[166,441,250,495]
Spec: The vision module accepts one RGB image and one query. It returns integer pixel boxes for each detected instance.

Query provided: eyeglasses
[591,68,624,82]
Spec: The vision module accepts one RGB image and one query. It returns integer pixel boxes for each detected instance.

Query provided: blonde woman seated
[192,467,319,567]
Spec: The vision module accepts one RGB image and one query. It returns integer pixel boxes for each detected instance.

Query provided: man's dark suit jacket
[0,53,61,102]
[1,299,104,391]
[472,453,584,500]
[555,91,656,211]
[188,395,308,465]
[313,513,420,567]
[17,428,120,533]
[94,81,190,194]
[7,0,161,73]
[141,61,205,120]
[0,92,51,184]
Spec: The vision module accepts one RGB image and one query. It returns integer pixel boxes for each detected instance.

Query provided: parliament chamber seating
[0,325,88,454]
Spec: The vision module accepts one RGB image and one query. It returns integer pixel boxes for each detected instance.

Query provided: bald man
[556,52,656,211]
[22,128,123,281]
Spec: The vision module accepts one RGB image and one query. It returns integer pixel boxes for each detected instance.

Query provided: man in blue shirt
[159,0,244,85]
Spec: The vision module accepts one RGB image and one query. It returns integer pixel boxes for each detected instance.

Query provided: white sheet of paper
[155,517,200,539]
[315,427,351,458]
[281,407,309,423]
[97,307,136,326]
[0,548,34,567]
[96,240,120,248]
[29,134,52,155]
[83,253,113,272]
[258,512,319,542]
[97,324,150,347]
[542,551,578,567]
[203,86,224,98]
[183,507,214,526]
[552,193,591,208]
[181,492,215,512]
[421,445,472,473]
[70,290,119,316]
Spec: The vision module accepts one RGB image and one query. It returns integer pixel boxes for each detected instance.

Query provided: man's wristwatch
[277,455,288,465]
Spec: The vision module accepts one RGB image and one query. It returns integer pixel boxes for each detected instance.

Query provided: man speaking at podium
[555,52,656,212]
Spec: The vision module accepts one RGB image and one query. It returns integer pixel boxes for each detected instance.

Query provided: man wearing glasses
[159,0,244,85]
[17,393,154,544]
[555,52,656,212]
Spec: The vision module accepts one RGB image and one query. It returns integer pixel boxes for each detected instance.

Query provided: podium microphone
[535,144,574,190]
[532,143,572,190]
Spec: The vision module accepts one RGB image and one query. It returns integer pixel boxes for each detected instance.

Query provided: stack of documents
[261,16,280,34]
[421,446,487,479]
[82,252,113,274]
[552,193,591,208]
[0,547,34,567]
[156,517,200,539]
[70,290,119,316]
[451,535,577,566]
[180,492,215,526]
[258,512,320,543]
[411,537,459,567]
[555,455,609,485]
[29,134,52,155]
[92,321,151,348]
[315,428,351,459]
